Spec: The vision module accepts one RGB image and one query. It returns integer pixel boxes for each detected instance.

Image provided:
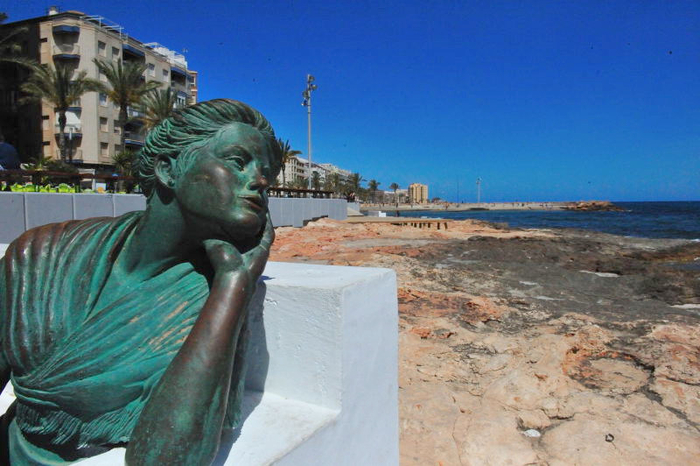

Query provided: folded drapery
[0,212,249,458]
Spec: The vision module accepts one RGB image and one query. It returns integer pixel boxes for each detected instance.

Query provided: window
[98,41,106,56]
[100,117,108,132]
[100,142,109,157]
[114,126,121,135]
[162,69,169,79]
[112,47,120,59]
[99,93,108,106]
[40,38,48,43]
[147,63,155,77]
[99,70,107,82]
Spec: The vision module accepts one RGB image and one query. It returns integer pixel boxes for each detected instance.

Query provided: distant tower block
[408,183,429,204]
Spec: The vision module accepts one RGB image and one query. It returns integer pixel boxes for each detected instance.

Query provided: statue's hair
[135,98,282,198]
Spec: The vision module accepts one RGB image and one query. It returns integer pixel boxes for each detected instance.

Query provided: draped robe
[0,212,249,460]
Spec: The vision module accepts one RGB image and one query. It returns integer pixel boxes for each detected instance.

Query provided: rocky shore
[563,200,625,211]
[361,200,623,212]
[271,218,700,465]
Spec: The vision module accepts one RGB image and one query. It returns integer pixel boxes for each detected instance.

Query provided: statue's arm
[126,220,273,466]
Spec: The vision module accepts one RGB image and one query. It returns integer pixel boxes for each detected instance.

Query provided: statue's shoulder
[5,212,142,265]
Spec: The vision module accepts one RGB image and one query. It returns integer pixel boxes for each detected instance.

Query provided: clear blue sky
[6,1,699,201]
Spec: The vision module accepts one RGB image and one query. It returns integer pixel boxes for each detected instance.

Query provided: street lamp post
[476,177,482,203]
[301,74,318,190]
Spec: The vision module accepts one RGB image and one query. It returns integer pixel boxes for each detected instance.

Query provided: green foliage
[0,13,35,68]
[368,179,380,203]
[111,150,136,176]
[311,171,321,190]
[24,154,53,170]
[138,87,181,130]
[93,58,161,148]
[276,138,302,187]
[45,159,78,173]
[329,172,341,192]
[288,176,308,190]
[347,173,361,191]
[20,63,101,161]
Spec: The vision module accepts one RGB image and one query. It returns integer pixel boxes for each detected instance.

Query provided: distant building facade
[0,7,197,170]
[408,183,429,204]
[318,163,351,183]
[382,188,408,204]
[276,157,354,191]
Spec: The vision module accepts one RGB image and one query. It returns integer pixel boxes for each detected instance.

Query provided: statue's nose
[248,166,269,192]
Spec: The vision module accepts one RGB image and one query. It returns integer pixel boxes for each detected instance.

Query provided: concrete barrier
[0,193,348,242]
[0,250,399,465]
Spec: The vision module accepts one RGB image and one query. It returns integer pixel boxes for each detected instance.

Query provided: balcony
[53,43,80,60]
[124,131,144,147]
[127,107,144,118]
[54,123,82,138]
[122,43,145,59]
[126,107,144,126]
[170,66,187,78]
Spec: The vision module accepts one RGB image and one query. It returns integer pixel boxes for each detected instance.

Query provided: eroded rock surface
[271,218,700,464]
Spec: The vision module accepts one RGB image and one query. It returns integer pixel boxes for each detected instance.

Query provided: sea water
[395,201,700,240]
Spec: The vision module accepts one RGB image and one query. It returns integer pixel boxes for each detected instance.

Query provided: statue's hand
[203,214,274,283]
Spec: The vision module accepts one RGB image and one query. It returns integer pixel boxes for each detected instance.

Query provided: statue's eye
[224,155,246,170]
[222,146,252,170]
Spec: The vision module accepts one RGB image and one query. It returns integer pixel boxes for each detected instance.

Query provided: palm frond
[138,86,181,130]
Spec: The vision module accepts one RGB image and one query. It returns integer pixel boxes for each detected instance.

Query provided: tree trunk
[58,111,67,162]
[119,105,128,150]
[282,166,286,188]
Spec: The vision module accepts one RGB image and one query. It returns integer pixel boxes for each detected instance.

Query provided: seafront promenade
[361,201,570,212]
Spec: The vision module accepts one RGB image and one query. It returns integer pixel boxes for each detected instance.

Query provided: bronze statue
[0,99,282,464]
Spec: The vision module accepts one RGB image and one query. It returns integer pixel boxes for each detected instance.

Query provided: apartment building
[318,163,351,183]
[277,155,309,185]
[0,7,197,170]
[408,183,429,204]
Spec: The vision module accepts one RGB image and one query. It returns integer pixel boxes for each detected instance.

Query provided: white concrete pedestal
[0,257,399,465]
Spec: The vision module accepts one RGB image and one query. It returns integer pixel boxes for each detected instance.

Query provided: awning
[53,25,80,33]
[122,44,145,57]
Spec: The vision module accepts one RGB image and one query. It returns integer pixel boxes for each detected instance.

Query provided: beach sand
[271,218,700,465]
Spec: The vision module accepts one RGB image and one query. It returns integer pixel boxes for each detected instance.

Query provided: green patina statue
[0,99,282,464]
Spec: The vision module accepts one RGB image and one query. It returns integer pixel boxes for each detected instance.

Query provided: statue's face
[174,122,274,243]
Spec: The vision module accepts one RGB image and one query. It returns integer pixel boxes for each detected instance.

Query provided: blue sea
[391,202,700,240]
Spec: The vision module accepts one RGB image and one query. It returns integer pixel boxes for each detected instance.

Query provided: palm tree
[0,13,34,68]
[311,171,321,191]
[111,149,136,192]
[111,149,135,176]
[368,179,380,203]
[276,138,302,187]
[138,86,181,131]
[348,172,363,193]
[20,63,101,162]
[390,182,400,206]
[329,173,341,193]
[24,154,52,170]
[289,176,307,190]
[93,58,161,149]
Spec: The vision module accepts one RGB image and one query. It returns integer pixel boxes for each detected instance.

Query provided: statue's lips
[240,196,266,212]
